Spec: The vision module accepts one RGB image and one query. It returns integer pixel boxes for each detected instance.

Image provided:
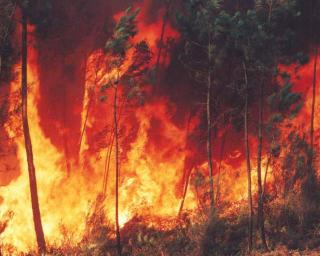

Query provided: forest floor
[257,247,320,256]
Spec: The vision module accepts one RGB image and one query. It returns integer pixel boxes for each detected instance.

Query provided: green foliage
[126,40,152,78]
[100,7,152,105]
[268,81,301,113]
[281,133,316,200]
[201,214,248,256]
[105,7,140,59]
[269,113,284,124]
[266,78,302,158]
[177,0,232,76]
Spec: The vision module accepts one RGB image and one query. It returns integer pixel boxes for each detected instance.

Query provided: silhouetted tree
[177,0,232,211]
[20,1,46,253]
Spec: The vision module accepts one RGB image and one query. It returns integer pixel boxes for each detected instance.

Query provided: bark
[114,85,122,256]
[207,34,214,210]
[257,82,268,250]
[21,10,46,254]
[243,61,253,252]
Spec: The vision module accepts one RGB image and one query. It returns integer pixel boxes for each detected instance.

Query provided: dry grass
[255,246,320,256]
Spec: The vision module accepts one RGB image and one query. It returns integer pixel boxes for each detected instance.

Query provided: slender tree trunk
[113,85,121,256]
[178,167,193,217]
[21,10,46,254]
[215,131,226,206]
[63,132,71,175]
[308,0,318,175]
[257,82,268,250]
[178,114,193,216]
[155,0,170,74]
[262,155,271,197]
[162,40,169,67]
[103,98,126,196]
[310,46,318,151]
[102,131,114,196]
[207,35,214,210]
[78,93,92,157]
[243,61,253,252]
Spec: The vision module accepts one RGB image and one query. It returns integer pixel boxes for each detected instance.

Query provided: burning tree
[100,7,152,255]
[17,0,52,253]
[177,0,230,211]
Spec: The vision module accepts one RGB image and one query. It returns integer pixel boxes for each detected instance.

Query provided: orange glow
[280,53,320,152]
[0,16,192,251]
[1,3,319,254]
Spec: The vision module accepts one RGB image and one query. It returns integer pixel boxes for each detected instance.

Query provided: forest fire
[0,0,320,255]
[283,55,320,137]
[0,8,196,252]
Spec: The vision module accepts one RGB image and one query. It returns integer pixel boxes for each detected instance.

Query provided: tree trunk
[215,131,226,206]
[178,114,193,216]
[310,46,318,151]
[102,130,114,196]
[21,10,46,255]
[103,98,126,196]
[113,85,122,256]
[243,61,253,252]
[78,93,93,157]
[178,167,193,217]
[155,0,170,74]
[262,155,271,197]
[63,132,71,175]
[207,36,214,210]
[257,82,268,250]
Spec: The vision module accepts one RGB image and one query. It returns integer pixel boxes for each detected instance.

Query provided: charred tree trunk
[215,131,226,206]
[114,85,122,256]
[262,155,271,197]
[311,47,318,151]
[207,34,214,210]
[243,61,253,252]
[78,92,93,157]
[103,98,127,197]
[21,10,46,254]
[155,0,170,74]
[102,131,114,196]
[178,114,193,216]
[178,167,193,217]
[63,132,71,175]
[257,82,268,250]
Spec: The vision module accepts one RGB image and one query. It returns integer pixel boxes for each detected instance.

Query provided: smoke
[35,0,152,162]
